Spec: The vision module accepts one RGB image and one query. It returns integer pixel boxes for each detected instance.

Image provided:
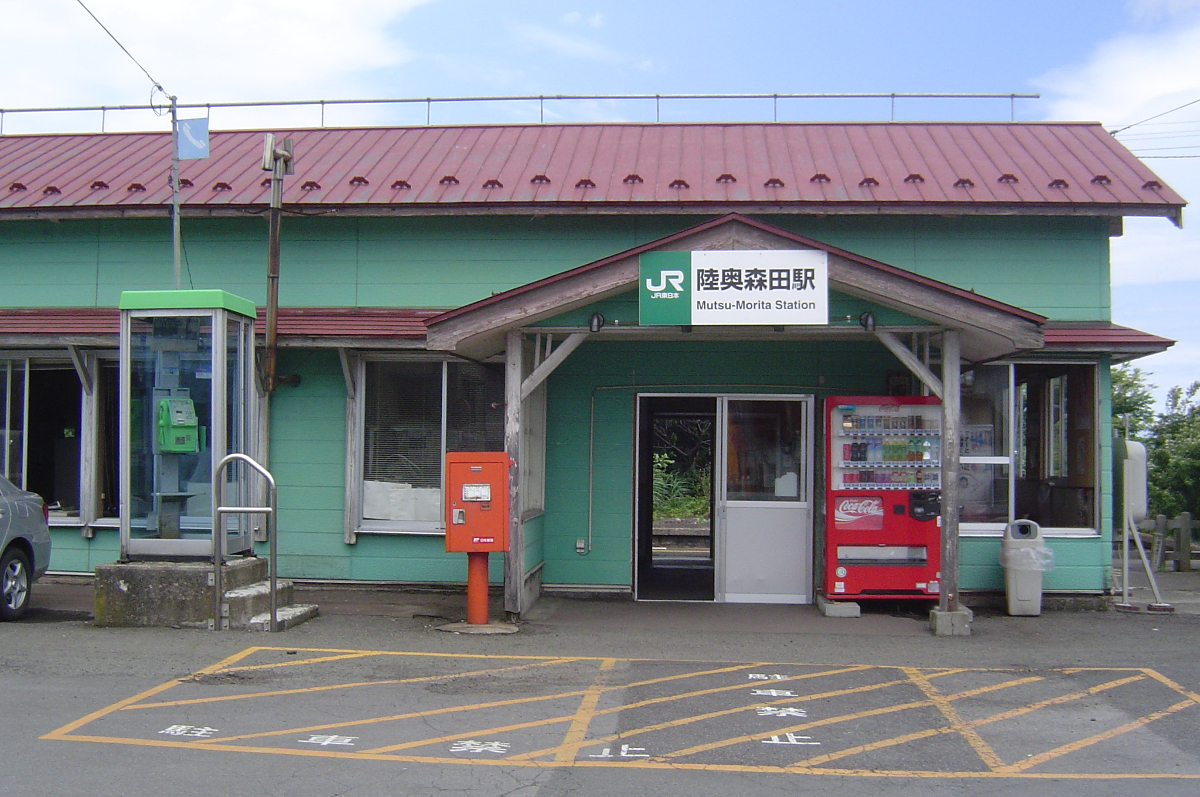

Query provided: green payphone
[156,398,199,454]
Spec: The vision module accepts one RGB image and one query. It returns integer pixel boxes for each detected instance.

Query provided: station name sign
[639,250,829,326]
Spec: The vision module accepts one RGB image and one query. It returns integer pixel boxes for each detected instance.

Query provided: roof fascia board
[1,203,1183,224]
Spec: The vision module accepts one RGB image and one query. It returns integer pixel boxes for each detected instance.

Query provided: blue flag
[177,117,210,160]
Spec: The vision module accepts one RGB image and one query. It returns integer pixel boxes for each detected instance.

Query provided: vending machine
[824,396,942,600]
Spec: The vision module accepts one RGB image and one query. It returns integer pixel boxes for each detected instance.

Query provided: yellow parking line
[600,665,875,717]
[670,699,933,761]
[785,676,1044,768]
[555,658,617,763]
[998,699,1196,773]
[517,667,958,762]
[130,658,581,710]
[203,689,588,744]
[946,676,1043,700]
[902,667,1005,771]
[209,652,391,672]
[1141,668,1200,706]
[964,674,1145,728]
[40,646,265,740]
[566,677,917,762]
[797,673,1151,769]
[202,661,760,747]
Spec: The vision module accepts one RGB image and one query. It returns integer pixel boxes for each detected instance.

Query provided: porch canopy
[424,213,1049,617]
[426,213,1046,362]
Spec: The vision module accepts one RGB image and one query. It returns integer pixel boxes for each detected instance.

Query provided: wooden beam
[875,331,942,398]
[338,348,355,400]
[939,330,962,614]
[521,332,587,401]
[67,344,93,395]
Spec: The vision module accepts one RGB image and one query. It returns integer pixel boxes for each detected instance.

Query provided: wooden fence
[1136,512,1198,572]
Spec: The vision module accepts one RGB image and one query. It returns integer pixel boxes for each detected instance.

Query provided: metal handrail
[0,91,1041,133]
[213,453,278,631]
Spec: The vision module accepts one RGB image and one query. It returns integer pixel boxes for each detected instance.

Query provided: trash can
[1000,520,1054,616]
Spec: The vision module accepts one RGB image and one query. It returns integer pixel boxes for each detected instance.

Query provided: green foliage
[651,453,711,520]
[1111,364,1156,438]
[1117,368,1200,523]
[1145,382,1200,519]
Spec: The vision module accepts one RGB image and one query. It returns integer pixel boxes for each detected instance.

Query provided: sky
[2,0,1198,406]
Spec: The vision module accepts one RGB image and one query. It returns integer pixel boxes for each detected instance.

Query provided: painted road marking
[41,648,1200,780]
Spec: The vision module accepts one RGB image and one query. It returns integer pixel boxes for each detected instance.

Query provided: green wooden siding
[541,338,903,588]
[1,215,1110,320]
[960,537,1110,592]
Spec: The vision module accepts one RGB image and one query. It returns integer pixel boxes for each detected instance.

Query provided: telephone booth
[119,290,258,559]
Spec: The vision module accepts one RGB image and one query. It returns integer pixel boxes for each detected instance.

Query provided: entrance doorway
[636,394,814,603]
[636,396,716,601]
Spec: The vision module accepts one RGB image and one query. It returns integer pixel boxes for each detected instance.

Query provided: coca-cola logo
[836,498,883,517]
[834,497,884,530]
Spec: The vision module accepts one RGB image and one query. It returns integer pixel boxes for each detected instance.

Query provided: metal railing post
[214,453,279,631]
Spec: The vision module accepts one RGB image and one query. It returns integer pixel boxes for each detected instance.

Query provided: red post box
[445,452,511,553]
[445,452,511,625]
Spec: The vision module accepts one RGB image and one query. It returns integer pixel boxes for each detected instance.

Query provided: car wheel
[1,547,32,621]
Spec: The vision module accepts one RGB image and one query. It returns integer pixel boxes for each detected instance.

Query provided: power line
[74,0,165,94]
[1111,96,1200,135]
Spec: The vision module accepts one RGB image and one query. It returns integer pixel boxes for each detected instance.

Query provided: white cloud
[1036,10,1200,284]
[561,11,603,27]
[509,22,646,69]
[1037,6,1200,398]
[0,0,432,131]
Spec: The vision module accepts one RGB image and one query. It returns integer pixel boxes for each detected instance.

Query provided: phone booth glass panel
[119,291,257,560]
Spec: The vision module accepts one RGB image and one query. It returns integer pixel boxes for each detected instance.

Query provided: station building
[0,121,1184,614]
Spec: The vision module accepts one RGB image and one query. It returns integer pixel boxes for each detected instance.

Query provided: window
[1015,364,1096,532]
[1,354,120,530]
[960,362,1098,536]
[350,358,504,535]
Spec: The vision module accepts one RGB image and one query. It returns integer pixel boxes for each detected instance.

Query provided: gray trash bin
[1001,520,1054,616]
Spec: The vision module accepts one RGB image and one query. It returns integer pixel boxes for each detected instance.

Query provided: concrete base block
[435,621,520,635]
[94,558,318,631]
[929,605,974,636]
[817,594,861,618]
[94,558,265,628]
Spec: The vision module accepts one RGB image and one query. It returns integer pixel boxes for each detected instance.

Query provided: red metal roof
[1043,322,1173,350]
[0,123,1184,220]
[0,308,119,334]
[0,308,438,339]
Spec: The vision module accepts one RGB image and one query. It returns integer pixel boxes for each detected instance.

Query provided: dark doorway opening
[636,396,716,601]
[26,369,82,516]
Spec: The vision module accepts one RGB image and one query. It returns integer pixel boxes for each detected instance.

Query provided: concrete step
[223,579,294,628]
[247,603,320,631]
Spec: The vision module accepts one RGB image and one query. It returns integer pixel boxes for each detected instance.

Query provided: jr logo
[645,269,685,298]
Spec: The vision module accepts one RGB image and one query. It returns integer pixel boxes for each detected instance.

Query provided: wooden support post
[503,331,524,617]
[939,330,961,613]
[1174,512,1193,572]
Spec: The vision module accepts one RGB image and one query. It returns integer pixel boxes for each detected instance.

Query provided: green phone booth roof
[118,290,256,318]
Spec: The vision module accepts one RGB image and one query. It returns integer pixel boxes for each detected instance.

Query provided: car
[1,475,50,620]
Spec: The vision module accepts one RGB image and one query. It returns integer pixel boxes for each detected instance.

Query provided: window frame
[345,353,506,540]
[958,360,1101,539]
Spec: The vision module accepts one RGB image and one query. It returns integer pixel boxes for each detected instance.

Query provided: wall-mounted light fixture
[588,312,606,333]
[858,311,876,333]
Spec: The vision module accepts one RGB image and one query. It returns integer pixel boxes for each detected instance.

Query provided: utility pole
[261,134,293,393]
[170,95,181,290]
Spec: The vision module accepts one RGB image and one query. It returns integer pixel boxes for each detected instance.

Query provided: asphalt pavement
[6,564,1200,797]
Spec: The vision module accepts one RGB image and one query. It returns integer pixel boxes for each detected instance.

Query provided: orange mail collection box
[445,452,511,553]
